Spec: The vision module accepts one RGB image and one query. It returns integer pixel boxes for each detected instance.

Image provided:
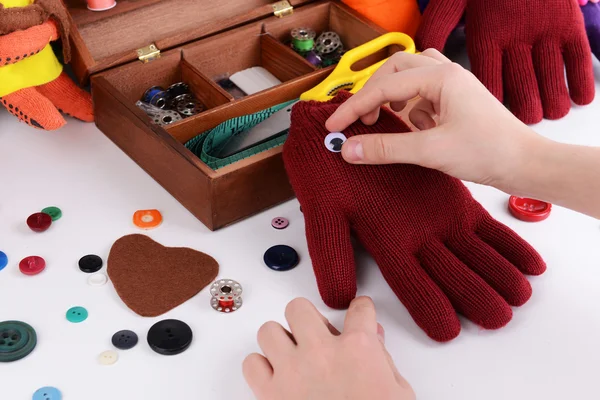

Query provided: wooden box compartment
[67,0,395,230]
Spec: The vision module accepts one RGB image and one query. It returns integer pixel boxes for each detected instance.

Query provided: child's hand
[325,49,543,194]
[243,297,415,400]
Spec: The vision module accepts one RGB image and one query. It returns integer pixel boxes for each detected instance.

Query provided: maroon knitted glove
[282,91,546,342]
[415,0,595,125]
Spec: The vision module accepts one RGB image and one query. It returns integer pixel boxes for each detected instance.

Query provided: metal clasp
[137,43,161,63]
[272,0,293,17]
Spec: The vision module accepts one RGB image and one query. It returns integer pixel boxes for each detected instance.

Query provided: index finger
[325,64,446,132]
[343,296,378,334]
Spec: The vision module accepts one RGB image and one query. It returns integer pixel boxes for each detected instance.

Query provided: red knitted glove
[282,91,546,342]
[415,0,595,124]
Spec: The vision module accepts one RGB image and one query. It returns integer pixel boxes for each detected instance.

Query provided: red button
[508,196,552,222]
[27,212,52,232]
[19,256,46,275]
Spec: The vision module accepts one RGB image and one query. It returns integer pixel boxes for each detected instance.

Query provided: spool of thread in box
[291,27,316,53]
[87,0,117,11]
[142,86,169,109]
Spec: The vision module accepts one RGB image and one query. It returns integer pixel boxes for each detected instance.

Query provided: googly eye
[324,132,347,153]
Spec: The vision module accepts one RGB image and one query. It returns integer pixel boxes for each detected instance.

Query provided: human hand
[325,50,546,195]
[243,297,415,400]
[581,0,600,61]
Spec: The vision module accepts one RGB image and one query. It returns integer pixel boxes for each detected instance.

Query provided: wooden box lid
[64,0,315,84]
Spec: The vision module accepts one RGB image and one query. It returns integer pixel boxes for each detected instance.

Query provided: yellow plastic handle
[300,32,416,102]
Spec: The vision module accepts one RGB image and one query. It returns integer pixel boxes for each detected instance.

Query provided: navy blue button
[264,245,299,271]
[0,251,7,271]
[112,330,138,350]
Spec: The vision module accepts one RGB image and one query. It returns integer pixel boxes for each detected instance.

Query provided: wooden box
[65,0,399,230]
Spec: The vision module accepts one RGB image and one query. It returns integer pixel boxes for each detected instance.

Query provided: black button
[78,254,103,273]
[111,330,138,350]
[147,319,193,355]
[264,245,299,271]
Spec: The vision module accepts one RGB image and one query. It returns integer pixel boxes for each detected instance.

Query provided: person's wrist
[492,126,549,196]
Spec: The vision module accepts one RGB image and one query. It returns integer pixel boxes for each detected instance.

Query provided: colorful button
[41,207,62,221]
[324,132,347,152]
[27,212,52,232]
[508,196,552,222]
[32,386,61,400]
[147,319,193,356]
[263,245,299,271]
[87,273,107,286]
[133,209,163,229]
[78,254,103,273]
[112,330,138,350]
[98,350,118,365]
[19,256,45,275]
[0,251,7,271]
[66,306,88,323]
[0,320,37,362]
[271,217,289,229]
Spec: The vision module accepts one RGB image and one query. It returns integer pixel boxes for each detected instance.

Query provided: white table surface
[2,58,600,400]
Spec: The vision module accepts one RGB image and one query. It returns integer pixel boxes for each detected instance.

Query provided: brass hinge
[137,43,161,63]
[272,0,293,17]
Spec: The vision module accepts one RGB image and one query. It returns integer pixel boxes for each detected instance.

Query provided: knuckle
[367,135,395,162]
[443,62,466,79]
[343,331,374,349]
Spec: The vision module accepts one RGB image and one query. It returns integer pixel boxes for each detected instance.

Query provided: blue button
[33,386,61,400]
[264,245,299,271]
[0,251,7,271]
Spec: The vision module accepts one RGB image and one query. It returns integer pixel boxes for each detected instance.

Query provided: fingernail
[343,139,364,162]
[377,323,385,343]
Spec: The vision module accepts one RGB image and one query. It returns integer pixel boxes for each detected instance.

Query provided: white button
[324,132,347,152]
[88,273,107,286]
[99,350,118,365]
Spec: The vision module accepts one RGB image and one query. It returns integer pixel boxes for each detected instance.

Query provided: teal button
[66,307,88,323]
[41,207,62,221]
[0,320,37,362]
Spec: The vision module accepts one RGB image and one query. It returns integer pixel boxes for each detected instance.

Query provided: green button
[0,320,37,362]
[66,306,88,323]
[41,207,62,221]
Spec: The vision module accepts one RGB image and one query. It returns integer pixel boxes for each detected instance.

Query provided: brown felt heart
[107,234,219,317]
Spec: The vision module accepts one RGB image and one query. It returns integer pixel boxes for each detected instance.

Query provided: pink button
[271,217,289,229]
[19,256,46,275]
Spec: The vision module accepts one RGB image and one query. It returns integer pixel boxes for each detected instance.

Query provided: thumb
[341,130,435,165]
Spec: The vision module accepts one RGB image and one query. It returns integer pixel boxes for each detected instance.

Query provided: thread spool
[142,86,168,109]
[305,50,322,67]
[291,27,316,53]
[316,31,342,55]
[210,279,243,313]
[87,0,117,11]
[176,98,204,117]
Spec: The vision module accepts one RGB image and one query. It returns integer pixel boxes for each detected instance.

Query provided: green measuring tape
[185,99,298,170]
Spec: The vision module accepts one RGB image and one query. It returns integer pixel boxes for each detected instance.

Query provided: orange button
[133,209,162,229]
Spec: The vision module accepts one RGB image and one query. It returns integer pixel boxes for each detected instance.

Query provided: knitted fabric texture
[0,0,71,62]
[415,0,595,125]
[282,91,546,342]
[107,234,219,317]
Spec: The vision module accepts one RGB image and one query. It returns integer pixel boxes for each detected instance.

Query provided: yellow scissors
[300,32,416,102]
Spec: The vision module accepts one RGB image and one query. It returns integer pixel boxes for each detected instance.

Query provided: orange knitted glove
[0,20,93,130]
[341,0,422,37]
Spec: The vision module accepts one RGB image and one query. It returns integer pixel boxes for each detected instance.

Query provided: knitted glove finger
[581,1,600,60]
[370,248,461,342]
[467,39,503,102]
[0,87,65,130]
[37,71,94,122]
[562,34,595,106]
[531,41,572,120]
[0,20,59,67]
[502,46,544,124]
[303,208,357,309]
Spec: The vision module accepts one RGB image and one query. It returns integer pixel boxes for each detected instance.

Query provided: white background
[1,56,600,399]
